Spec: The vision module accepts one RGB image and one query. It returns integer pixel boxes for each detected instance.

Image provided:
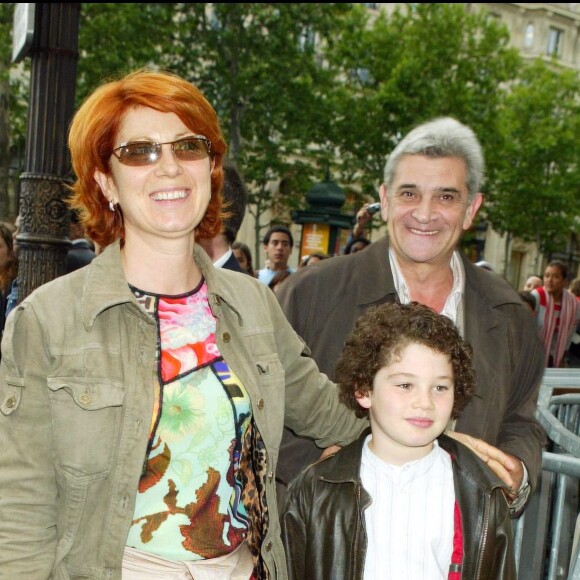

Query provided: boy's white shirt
[361,435,454,580]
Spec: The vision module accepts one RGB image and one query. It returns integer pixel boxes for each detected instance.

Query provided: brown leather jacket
[281,432,516,580]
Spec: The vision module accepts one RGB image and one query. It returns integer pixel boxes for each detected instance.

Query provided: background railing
[515,369,580,580]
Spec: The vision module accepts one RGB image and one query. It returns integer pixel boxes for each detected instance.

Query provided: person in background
[568,278,580,367]
[231,241,255,277]
[277,117,545,516]
[66,210,96,273]
[257,225,295,285]
[4,214,21,319]
[0,221,17,345]
[301,252,330,267]
[343,237,371,255]
[475,260,494,272]
[523,275,543,291]
[199,163,248,273]
[530,260,580,368]
[341,201,378,255]
[519,290,536,315]
[268,270,292,294]
[569,278,580,299]
[0,68,366,579]
[282,302,515,580]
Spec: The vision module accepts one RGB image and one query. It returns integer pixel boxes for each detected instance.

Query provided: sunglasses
[111,135,212,166]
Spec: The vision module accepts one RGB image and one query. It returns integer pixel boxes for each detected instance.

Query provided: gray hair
[383,117,485,199]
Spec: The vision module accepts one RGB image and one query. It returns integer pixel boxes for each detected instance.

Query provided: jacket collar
[81,240,244,331]
[192,243,244,325]
[319,430,504,492]
[355,237,397,305]
[319,428,371,483]
[81,240,136,330]
[439,434,505,491]
[462,254,522,336]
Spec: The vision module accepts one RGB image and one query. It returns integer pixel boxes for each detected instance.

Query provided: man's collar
[212,247,233,269]
[355,236,398,305]
[389,248,465,325]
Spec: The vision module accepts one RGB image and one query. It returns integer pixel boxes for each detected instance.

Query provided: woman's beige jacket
[0,241,365,579]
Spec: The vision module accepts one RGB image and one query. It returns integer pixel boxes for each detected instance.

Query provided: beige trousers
[122,542,254,580]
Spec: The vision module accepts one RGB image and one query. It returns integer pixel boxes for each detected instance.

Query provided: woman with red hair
[0,69,365,579]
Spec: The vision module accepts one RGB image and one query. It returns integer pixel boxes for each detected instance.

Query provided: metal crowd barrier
[515,368,580,580]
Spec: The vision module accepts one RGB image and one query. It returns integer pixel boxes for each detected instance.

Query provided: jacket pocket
[47,377,125,476]
[0,376,25,415]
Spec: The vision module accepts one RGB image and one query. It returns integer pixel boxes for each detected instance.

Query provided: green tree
[489,59,580,271]
[322,4,521,205]
[0,3,12,215]
[167,3,356,266]
[0,3,29,219]
[77,3,178,103]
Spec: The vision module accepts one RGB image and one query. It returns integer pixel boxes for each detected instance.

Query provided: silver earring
[109,201,116,212]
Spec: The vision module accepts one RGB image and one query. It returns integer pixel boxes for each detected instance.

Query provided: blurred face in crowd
[543,265,566,300]
[265,232,292,270]
[523,276,542,291]
[233,247,250,273]
[349,240,369,254]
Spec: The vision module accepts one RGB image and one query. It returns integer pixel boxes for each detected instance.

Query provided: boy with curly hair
[281,302,515,580]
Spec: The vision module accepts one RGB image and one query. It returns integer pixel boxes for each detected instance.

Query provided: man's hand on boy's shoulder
[446,431,524,496]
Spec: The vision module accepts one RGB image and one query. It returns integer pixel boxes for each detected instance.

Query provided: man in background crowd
[257,225,295,285]
[199,163,248,273]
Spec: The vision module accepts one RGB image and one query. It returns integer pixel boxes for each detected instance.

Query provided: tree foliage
[76,3,178,102]
[322,3,521,203]
[0,3,29,217]
[166,4,355,264]
[0,2,578,263]
[488,59,580,257]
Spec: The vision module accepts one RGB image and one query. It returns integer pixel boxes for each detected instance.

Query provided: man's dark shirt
[66,239,96,273]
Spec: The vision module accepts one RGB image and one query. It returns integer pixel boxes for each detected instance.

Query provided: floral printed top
[126,280,252,561]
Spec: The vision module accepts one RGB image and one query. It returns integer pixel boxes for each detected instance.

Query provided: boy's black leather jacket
[281,431,516,580]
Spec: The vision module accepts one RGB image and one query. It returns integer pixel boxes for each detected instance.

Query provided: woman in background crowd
[232,241,256,277]
[531,260,580,367]
[0,221,17,344]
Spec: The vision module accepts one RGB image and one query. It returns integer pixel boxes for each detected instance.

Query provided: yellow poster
[301,223,330,255]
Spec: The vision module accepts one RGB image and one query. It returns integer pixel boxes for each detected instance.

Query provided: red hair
[67,68,226,248]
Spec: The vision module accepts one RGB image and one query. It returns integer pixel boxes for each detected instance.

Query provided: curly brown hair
[336,302,475,419]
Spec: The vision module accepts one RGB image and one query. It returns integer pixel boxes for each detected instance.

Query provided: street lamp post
[291,177,354,258]
[13,3,80,304]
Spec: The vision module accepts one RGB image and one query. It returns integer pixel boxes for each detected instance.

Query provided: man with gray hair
[277,117,545,515]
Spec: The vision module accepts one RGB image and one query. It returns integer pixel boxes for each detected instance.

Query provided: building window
[350,67,372,85]
[299,26,315,52]
[524,23,534,49]
[547,27,563,57]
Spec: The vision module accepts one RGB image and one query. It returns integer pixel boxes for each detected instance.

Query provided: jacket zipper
[474,492,491,580]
